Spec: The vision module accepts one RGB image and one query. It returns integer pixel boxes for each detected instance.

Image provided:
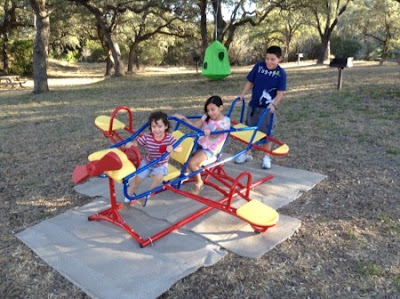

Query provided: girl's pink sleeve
[214,117,231,143]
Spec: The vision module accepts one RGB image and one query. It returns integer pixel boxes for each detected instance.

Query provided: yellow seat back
[95,115,126,131]
[170,130,195,165]
[231,123,266,144]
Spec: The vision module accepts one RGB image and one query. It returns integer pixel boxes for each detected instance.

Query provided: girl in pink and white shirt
[174,95,230,194]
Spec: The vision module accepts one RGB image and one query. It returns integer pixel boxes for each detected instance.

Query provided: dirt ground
[0,60,399,298]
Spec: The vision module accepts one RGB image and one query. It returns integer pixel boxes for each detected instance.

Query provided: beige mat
[16,200,225,299]
[16,162,325,298]
[73,161,325,258]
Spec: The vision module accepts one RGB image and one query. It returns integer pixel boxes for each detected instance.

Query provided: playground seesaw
[72,98,289,248]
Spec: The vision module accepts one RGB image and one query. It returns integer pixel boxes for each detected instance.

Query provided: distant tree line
[1,0,399,93]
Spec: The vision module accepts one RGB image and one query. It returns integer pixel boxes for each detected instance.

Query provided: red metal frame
[88,177,145,244]
[85,104,286,248]
[87,164,275,248]
[95,106,135,144]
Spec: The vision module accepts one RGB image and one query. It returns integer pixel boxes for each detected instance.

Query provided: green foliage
[162,45,181,65]
[356,262,383,276]
[62,50,80,62]
[138,39,166,66]
[343,231,360,241]
[393,277,400,291]
[162,40,190,65]
[331,35,362,58]
[386,222,400,234]
[377,215,391,222]
[9,40,33,75]
[82,40,105,63]
[386,148,400,155]
[297,36,321,60]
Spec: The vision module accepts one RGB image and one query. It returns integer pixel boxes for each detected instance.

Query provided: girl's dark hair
[149,111,170,132]
[204,95,223,122]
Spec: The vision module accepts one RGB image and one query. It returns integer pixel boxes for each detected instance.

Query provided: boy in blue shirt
[235,46,287,169]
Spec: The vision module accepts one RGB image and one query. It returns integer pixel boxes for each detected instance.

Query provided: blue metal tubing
[115,115,202,201]
[267,111,274,137]
[251,108,275,146]
[123,132,199,181]
[165,145,252,189]
[122,132,259,202]
[113,102,274,202]
[170,115,203,133]
[121,126,239,201]
[227,97,274,150]
[227,96,245,121]
[242,107,272,150]
[122,132,200,201]
[173,96,243,131]
[111,121,149,149]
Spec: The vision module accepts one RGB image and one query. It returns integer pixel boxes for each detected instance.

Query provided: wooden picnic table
[0,75,26,88]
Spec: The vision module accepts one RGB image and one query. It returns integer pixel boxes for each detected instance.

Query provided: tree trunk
[108,34,124,76]
[1,33,9,73]
[105,55,113,76]
[98,28,123,76]
[211,0,226,42]
[199,0,208,57]
[224,31,234,50]
[317,36,330,64]
[283,39,290,63]
[326,40,330,61]
[127,41,140,73]
[379,42,389,66]
[74,0,124,77]
[30,0,50,93]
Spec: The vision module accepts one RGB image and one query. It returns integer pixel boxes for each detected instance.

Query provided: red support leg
[88,177,146,246]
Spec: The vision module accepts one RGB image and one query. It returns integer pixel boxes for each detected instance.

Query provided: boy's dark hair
[204,95,223,122]
[149,111,170,132]
[267,46,282,58]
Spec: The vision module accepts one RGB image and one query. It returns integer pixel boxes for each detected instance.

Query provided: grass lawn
[0,60,399,298]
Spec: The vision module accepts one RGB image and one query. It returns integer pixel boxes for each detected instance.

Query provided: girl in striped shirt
[125,111,181,204]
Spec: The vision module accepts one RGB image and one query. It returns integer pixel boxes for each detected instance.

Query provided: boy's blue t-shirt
[246,61,287,108]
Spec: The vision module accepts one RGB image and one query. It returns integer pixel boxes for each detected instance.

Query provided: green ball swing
[201,0,231,81]
[202,40,231,80]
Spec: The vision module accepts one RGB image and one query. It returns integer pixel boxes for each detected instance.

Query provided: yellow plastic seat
[237,199,279,227]
[232,123,289,155]
[272,143,289,155]
[163,130,195,181]
[88,148,136,183]
[95,115,126,132]
[164,164,181,181]
[231,123,266,144]
[170,130,195,164]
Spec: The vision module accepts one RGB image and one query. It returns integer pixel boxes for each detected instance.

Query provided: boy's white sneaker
[234,153,253,164]
[262,155,271,169]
